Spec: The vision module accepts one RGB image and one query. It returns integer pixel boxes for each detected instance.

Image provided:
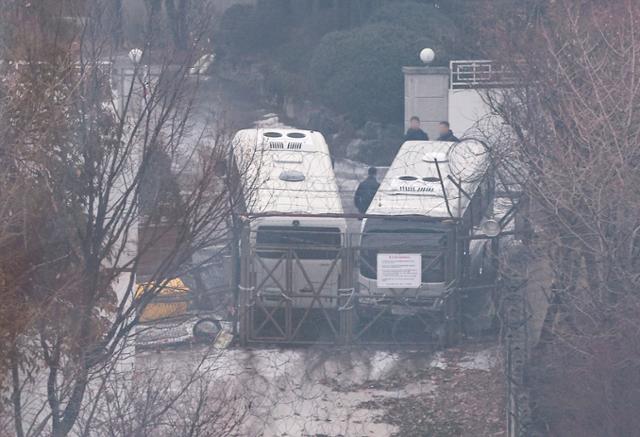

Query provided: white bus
[358,140,498,341]
[233,128,347,309]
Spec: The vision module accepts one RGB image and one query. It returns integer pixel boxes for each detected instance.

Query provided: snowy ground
[137,342,505,437]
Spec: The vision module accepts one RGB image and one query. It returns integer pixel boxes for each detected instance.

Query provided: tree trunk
[10,348,24,437]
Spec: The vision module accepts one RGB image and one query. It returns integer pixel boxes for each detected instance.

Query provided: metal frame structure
[237,222,509,347]
[236,140,522,347]
[239,230,349,345]
[233,132,525,347]
[449,60,516,89]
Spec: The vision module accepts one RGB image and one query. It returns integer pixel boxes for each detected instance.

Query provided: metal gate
[238,228,499,347]
[238,227,350,345]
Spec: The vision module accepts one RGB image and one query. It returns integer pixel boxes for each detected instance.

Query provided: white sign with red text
[377,253,421,288]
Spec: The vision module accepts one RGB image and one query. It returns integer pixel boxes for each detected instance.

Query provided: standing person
[437,121,460,142]
[354,167,380,215]
[404,116,429,141]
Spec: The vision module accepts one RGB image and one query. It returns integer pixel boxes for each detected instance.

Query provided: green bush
[309,24,432,124]
[368,1,461,58]
[272,39,318,74]
[218,4,256,55]
[308,2,460,124]
[218,1,290,56]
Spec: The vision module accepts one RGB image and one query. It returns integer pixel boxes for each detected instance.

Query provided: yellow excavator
[135,278,190,322]
[135,278,231,348]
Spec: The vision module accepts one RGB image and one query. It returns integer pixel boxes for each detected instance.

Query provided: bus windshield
[360,219,448,283]
[256,226,341,260]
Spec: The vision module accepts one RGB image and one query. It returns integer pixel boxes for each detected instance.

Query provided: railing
[450,60,516,89]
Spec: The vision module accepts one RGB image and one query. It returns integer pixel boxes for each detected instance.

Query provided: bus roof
[233,128,344,216]
[367,140,490,219]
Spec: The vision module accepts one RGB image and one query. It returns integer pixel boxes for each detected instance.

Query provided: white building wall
[448,88,510,143]
[403,66,449,140]
[403,64,507,142]
[448,89,487,137]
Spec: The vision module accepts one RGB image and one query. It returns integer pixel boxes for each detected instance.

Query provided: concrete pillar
[403,66,449,140]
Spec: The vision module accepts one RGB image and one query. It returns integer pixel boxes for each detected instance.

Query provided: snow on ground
[136,342,504,437]
[458,346,498,371]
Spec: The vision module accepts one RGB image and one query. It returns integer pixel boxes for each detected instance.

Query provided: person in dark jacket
[354,167,380,215]
[404,116,429,141]
[437,121,460,142]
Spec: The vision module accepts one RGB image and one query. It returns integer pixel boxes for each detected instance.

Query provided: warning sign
[377,253,422,288]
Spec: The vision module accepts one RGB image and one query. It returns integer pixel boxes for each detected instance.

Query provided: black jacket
[437,130,460,142]
[404,128,429,141]
[354,176,380,214]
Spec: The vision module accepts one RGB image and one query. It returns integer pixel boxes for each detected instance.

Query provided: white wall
[403,67,506,141]
[403,67,449,140]
[449,89,514,146]
[449,89,487,138]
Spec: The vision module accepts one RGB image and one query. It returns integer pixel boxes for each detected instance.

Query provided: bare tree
[71,347,248,437]
[0,1,253,436]
[481,0,640,434]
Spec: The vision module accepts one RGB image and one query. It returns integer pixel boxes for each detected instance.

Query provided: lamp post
[128,48,150,106]
[420,47,435,65]
[128,48,143,64]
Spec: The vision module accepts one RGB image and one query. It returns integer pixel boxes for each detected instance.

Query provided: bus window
[480,173,495,215]
[256,226,341,260]
[471,174,495,225]
[360,229,447,283]
[422,253,445,282]
[214,159,227,176]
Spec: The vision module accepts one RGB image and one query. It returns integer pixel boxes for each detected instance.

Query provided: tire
[192,318,222,341]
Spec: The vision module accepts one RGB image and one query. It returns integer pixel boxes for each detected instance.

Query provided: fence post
[338,233,355,345]
[502,272,535,437]
[237,223,251,346]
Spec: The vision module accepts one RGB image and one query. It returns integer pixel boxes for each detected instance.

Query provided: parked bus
[358,140,499,342]
[233,128,347,309]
